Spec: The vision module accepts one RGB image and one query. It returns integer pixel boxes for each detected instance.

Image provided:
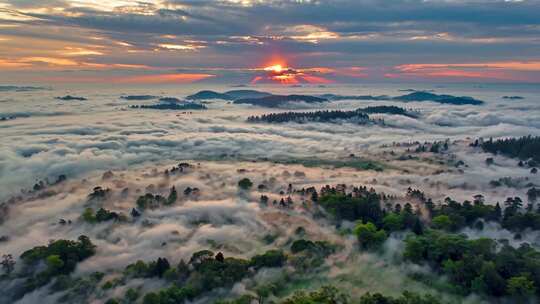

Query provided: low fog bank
[1,84,539,303]
[0,161,491,303]
[1,85,539,201]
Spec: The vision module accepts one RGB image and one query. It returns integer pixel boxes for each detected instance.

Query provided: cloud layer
[1,0,540,83]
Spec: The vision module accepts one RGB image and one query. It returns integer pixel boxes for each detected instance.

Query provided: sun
[264,64,284,73]
[252,60,334,84]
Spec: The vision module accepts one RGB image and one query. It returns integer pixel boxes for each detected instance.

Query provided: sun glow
[264,64,284,73]
[253,61,334,85]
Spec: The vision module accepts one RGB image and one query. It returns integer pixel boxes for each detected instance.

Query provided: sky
[1,0,540,84]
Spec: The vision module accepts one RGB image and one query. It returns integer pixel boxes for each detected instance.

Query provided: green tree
[125,288,139,303]
[359,291,441,304]
[46,255,65,273]
[142,292,160,304]
[382,213,403,232]
[476,261,506,297]
[82,208,96,223]
[412,218,424,235]
[280,286,348,304]
[507,276,536,297]
[166,186,178,205]
[432,215,452,230]
[250,250,286,269]
[238,178,253,190]
[354,222,387,250]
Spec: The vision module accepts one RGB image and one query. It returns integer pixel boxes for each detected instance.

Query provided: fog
[1,83,539,303]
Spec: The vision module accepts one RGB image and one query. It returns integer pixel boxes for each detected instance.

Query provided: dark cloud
[11,1,540,40]
[2,0,540,81]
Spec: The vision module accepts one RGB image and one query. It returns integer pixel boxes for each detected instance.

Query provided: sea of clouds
[1,83,539,303]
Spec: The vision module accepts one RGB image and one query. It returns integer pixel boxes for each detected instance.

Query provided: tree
[82,208,96,223]
[250,250,286,269]
[143,292,160,304]
[507,276,536,297]
[166,186,178,205]
[478,261,506,297]
[46,255,65,273]
[125,288,139,303]
[95,208,118,222]
[412,218,424,235]
[311,191,318,202]
[493,203,502,221]
[189,250,214,266]
[131,208,141,217]
[154,257,170,278]
[354,222,387,250]
[280,286,349,304]
[215,252,225,263]
[216,295,256,304]
[1,254,15,274]
[238,178,253,190]
[359,291,441,304]
[432,215,452,231]
[382,213,403,232]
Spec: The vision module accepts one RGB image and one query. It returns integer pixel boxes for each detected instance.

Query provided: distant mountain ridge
[55,95,87,101]
[322,91,484,105]
[394,91,484,105]
[186,90,272,100]
[186,89,483,107]
[120,95,159,100]
[186,89,328,107]
[234,94,328,108]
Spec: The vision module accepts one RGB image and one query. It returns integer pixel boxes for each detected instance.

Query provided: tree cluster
[247,110,371,124]
[129,103,206,110]
[81,207,125,223]
[277,285,442,304]
[404,230,540,299]
[135,186,178,210]
[357,105,416,118]
[16,236,96,296]
[477,136,540,166]
[141,249,286,304]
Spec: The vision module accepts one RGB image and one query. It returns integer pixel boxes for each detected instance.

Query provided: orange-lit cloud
[157,43,206,51]
[252,61,335,84]
[389,60,540,82]
[62,47,104,56]
[40,73,215,84]
[300,75,334,84]
[396,61,540,72]
[334,67,369,78]
[0,58,32,68]
[0,56,152,70]
[114,73,214,84]
[21,56,79,66]
[287,25,340,43]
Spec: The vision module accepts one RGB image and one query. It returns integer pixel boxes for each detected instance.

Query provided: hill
[186,90,272,101]
[234,94,328,108]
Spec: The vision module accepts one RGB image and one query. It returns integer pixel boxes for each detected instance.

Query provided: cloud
[388,61,540,82]
[1,0,540,82]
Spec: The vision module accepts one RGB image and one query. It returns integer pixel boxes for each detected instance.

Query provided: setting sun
[264,64,284,73]
[253,61,334,84]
